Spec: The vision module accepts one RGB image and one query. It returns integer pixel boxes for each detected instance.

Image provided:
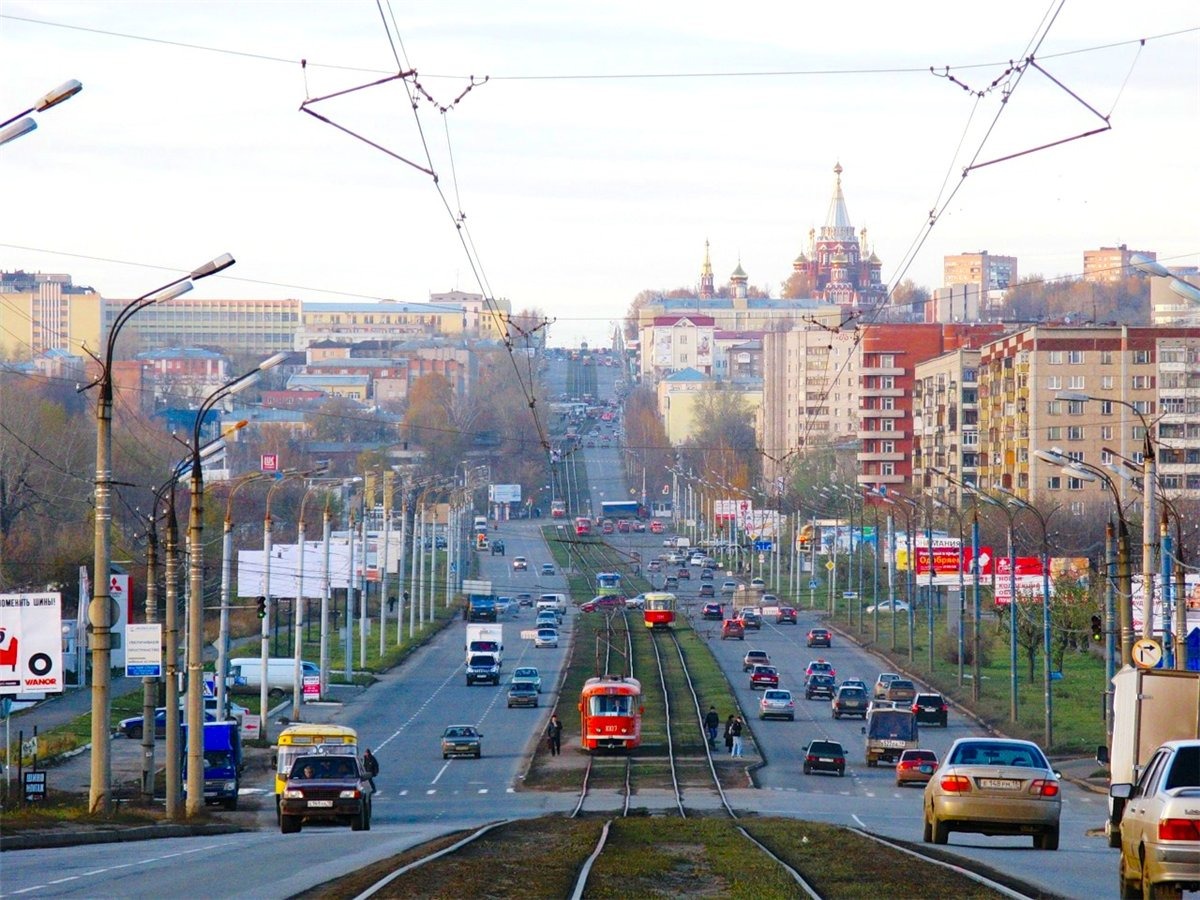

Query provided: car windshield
[839,688,866,698]
[809,741,842,754]
[291,757,357,779]
[445,727,476,738]
[763,691,790,701]
[949,741,1045,768]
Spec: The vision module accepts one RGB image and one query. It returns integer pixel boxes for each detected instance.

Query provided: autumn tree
[891,278,931,311]
[507,307,551,350]
[308,395,393,443]
[622,387,673,499]
[678,387,760,494]
[781,269,815,299]
[404,373,466,479]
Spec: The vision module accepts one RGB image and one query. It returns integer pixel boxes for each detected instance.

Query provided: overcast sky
[2,2,1197,348]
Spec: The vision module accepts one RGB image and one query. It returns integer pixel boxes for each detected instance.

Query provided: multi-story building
[0,271,102,360]
[977,325,1200,514]
[1150,271,1200,325]
[857,324,1003,496]
[914,348,982,507]
[106,296,301,357]
[639,314,716,381]
[1150,336,1200,494]
[943,251,1018,295]
[1082,244,1156,283]
[760,326,861,484]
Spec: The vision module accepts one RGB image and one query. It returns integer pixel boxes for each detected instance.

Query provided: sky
[2,2,1197,349]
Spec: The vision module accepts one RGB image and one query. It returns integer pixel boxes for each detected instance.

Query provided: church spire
[699,238,715,299]
[822,161,855,241]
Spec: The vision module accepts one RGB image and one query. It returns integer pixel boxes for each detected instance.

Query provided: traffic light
[257,596,267,619]
[1091,614,1102,642]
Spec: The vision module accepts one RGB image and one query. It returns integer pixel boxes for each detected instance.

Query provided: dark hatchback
[806,627,831,647]
[701,602,724,620]
[279,754,371,834]
[803,739,847,776]
[804,673,837,700]
[912,692,949,727]
[698,583,716,598]
[831,685,869,719]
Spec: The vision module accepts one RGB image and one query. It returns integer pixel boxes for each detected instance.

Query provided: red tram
[575,516,592,537]
[579,675,643,751]
[642,591,676,629]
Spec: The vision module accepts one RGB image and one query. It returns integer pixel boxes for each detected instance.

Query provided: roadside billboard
[0,592,65,694]
[489,484,522,504]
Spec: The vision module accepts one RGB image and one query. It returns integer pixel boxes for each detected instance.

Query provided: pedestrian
[704,706,719,748]
[362,748,379,792]
[731,716,744,758]
[724,714,735,755]
[546,712,563,756]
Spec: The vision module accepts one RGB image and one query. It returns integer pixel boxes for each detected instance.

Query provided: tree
[308,395,391,443]
[622,387,673,500]
[404,373,466,479]
[678,387,760,493]
[623,290,664,341]
[891,278,931,311]
[507,307,550,350]
[781,270,815,299]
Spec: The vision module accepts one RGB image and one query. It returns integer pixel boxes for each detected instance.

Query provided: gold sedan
[923,738,1062,850]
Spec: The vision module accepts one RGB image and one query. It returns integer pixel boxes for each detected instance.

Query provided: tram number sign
[1132,637,1163,670]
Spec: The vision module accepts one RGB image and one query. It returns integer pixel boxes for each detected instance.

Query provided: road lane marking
[426,789,437,795]
[377,664,466,753]
[7,843,220,895]
[431,761,451,784]
[478,788,488,794]
[852,814,866,828]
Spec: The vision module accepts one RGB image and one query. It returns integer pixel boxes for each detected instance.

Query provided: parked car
[806,627,831,647]
[896,749,939,787]
[743,649,771,671]
[698,583,716,598]
[923,737,1061,850]
[831,685,869,719]
[701,602,724,620]
[512,556,528,571]
[803,738,846,776]
[721,618,745,640]
[506,681,539,708]
[805,673,837,700]
[912,692,948,727]
[776,607,798,625]
[120,707,216,739]
[750,665,779,691]
[441,724,483,759]
[1111,739,1200,897]
[279,754,371,833]
[865,599,910,614]
[759,689,795,721]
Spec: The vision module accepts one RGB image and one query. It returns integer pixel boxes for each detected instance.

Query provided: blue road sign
[808,578,819,590]
[754,540,773,552]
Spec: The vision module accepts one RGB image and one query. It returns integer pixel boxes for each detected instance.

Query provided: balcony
[857,473,905,485]
[859,387,905,398]
[859,366,905,377]
[862,408,905,419]
[857,451,905,462]
[857,428,904,440]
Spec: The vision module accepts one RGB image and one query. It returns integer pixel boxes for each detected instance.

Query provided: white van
[228,657,318,693]
[473,515,488,533]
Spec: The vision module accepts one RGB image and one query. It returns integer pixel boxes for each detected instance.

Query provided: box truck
[181,720,243,810]
[466,624,503,666]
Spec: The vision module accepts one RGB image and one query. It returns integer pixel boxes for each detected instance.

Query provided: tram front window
[590,695,631,716]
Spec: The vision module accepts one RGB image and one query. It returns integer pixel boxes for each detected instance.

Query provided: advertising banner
[489,484,522,504]
[125,623,163,678]
[914,546,995,576]
[0,592,65,694]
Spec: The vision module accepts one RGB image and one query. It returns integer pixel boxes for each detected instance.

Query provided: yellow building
[0,272,101,361]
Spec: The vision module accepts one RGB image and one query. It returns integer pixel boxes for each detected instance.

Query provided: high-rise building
[1082,244,1156,283]
[943,251,1018,294]
[0,270,101,360]
[913,348,983,508]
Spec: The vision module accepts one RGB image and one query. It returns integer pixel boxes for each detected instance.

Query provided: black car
[803,738,846,777]
[279,754,371,833]
[804,673,837,700]
[701,602,724,620]
[699,568,714,580]
[912,692,948,727]
[806,627,832,647]
[490,539,505,556]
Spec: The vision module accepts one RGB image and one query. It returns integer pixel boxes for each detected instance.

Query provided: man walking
[730,717,744,758]
[362,748,380,792]
[546,713,563,756]
[704,706,719,748]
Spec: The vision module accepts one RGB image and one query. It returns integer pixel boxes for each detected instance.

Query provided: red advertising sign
[994,556,1045,577]
[914,546,995,576]
[261,453,279,473]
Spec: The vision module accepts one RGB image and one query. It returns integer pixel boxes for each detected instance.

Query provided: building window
[1067,451,1084,463]
[1100,350,1114,365]
[1068,401,1085,416]
[1047,476,1061,490]
[1131,375,1153,390]
[679,334,688,345]
[1101,376,1115,390]
[1100,400,1113,415]
[1100,450,1112,465]
[1133,349,1151,364]
[1068,477,1085,491]
[1132,400,1153,415]
[1133,426,1146,441]
[1047,426,1062,440]
[1069,501,1085,516]
[1068,350,1084,364]
[1047,375,1062,390]
[1067,426,1084,441]
[881,463,895,476]
[1047,401,1063,415]
[1048,351,1063,365]
[879,354,895,367]
[1162,474,1182,490]
[1100,425,1113,440]
[1068,375,1085,390]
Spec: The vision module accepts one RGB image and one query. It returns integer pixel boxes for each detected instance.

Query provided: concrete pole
[971,508,981,703]
[319,504,331,696]
[885,513,894,651]
[1008,517,1018,724]
[292,514,306,723]
[1160,520,1173,668]
[260,509,274,743]
[89,382,114,815]
[184,463,205,816]
[164,503,182,818]
[926,506,935,673]
[379,483,391,656]
[418,506,427,627]
[216,508,233,726]
[396,495,408,644]
[345,509,356,680]
[358,511,367,669]
[1142,446,1157,639]
[1105,521,1116,740]
[140,522,158,802]
[409,504,419,637]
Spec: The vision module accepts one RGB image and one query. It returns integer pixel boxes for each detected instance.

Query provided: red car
[650,521,664,534]
[601,522,614,535]
[676,568,690,580]
[750,665,779,691]
[776,607,798,625]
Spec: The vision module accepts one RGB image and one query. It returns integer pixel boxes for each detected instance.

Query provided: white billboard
[489,483,522,503]
[0,592,65,694]
[237,541,353,598]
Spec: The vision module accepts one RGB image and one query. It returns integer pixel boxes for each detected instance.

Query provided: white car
[534,627,559,649]
[625,594,645,610]
[865,599,911,614]
[511,666,542,692]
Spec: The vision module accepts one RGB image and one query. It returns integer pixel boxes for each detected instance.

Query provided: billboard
[0,592,65,694]
[489,483,522,504]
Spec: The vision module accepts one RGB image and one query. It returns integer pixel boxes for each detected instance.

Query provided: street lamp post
[973,488,1019,723]
[186,353,284,816]
[929,495,967,688]
[86,253,233,815]
[0,78,82,147]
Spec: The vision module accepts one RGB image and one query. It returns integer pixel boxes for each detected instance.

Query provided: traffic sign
[842,591,858,599]
[1132,637,1163,670]
[825,560,835,571]
[808,579,819,590]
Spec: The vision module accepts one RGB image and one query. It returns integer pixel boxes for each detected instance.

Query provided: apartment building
[760,327,861,485]
[639,315,716,381]
[857,323,1003,496]
[1150,272,1200,325]
[913,348,982,507]
[977,325,1200,514]
[1082,244,1156,283]
[0,271,102,360]
[943,251,1017,294]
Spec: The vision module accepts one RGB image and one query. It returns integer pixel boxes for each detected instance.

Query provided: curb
[1,823,245,852]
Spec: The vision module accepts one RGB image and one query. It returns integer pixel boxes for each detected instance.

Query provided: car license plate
[979,778,1022,790]
[308,800,334,807]
[819,757,833,763]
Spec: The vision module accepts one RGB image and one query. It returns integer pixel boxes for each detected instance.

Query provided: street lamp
[186,352,284,816]
[928,493,967,688]
[0,78,82,146]
[1056,389,1157,645]
[929,466,985,701]
[971,486,1020,723]
[1131,253,1200,304]
[85,253,233,815]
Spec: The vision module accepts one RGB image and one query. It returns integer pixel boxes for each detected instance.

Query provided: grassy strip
[0,788,164,828]
[4,691,146,770]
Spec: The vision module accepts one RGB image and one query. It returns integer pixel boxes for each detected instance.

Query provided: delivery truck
[181,720,244,810]
[466,624,503,666]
